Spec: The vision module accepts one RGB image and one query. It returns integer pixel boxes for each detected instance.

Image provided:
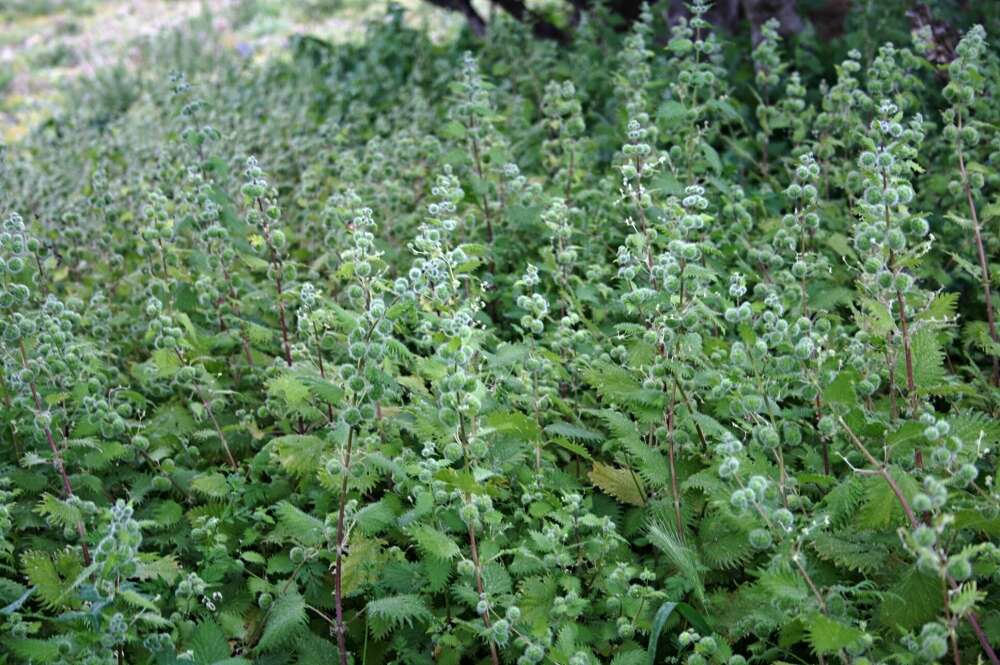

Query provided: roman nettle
[0,4,999,665]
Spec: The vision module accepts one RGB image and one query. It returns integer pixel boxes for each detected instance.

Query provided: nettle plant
[1,4,1000,665]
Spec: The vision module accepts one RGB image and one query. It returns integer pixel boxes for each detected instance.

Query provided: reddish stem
[19,341,91,565]
[333,427,355,665]
[956,114,999,386]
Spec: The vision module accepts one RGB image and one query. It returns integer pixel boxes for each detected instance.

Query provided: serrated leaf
[191,472,229,498]
[267,434,327,478]
[805,614,865,654]
[22,550,79,610]
[366,594,432,638]
[545,421,602,442]
[919,292,958,321]
[268,374,311,408]
[485,410,541,442]
[257,589,307,652]
[409,524,460,561]
[589,462,645,506]
[823,370,857,406]
[193,619,230,664]
[878,569,942,631]
[151,348,182,378]
[858,468,918,529]
[272,501,325,547]
[896,329,945,392]
[33,493,82,530]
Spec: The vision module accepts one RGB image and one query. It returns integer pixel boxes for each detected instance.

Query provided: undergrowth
[2,3,1000,665]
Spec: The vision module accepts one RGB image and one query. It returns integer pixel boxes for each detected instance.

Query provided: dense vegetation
[2,3,1000,664]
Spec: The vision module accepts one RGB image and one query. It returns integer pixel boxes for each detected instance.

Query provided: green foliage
[1,3,999,665]
[365,594,433,637]
[257,589,308,652]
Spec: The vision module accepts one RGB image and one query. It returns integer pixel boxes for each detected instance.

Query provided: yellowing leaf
[589,462,645,506]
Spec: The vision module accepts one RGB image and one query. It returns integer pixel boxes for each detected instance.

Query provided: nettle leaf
[341,535,384,595]
[550,437,594,460]
[21,550,81,610]
[409,524,461,561]
[754,567,809,607]
[366,594,433,638]
[624,437,673,488]
[120,588,159,611]
[299,375,345,406]
[588,462,645,506]
[192,619,230,664]
[151,348,182,378]
[805,614,866,654]
[822,369,857,406]
[151,500,184,527]
[950,411,1000,449]
[268,373,312,408]
[8,639,61,663]
[591,408,642,444]
[811,530,890,574]
[545,421,602,442]
[148,403,197,441]
[878,568,942,632]
[191,472,229,498]
[896,329,945,393]
[354,498,399,536]
[257,589,307,652]
[486,410,541,441]
[818,476,866,528]
[271,501,325,546]
[266,434,327,478]
[860,298,893,337]
[33,493,83,530]
[135,554,182,583]
[697,512,753,571]
[919,292,958,322]
[857,468,918,529]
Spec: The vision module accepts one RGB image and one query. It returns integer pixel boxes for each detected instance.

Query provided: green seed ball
[947,557,972,580]
[922,635,948,660]
[6,256,24,274]
[748,528,773,550]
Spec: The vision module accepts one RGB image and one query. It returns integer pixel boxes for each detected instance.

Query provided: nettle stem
[458,411,500,665]
[670,370,708,451]
[956,113,999,386]
[837,417,999,665]
[197,386,237,470]
[311,320,335,423]
[257,198,293,367]
[895,289,919,415]
[880,165,918,418]
[174,349,237,470]
[664,386,684,541]
[659,341,685,539]
[466,513,500,665]
[219,259,254,367]
[333,426,355,665]
[18,341,91,565]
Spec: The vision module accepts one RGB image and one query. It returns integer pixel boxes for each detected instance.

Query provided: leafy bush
[1,3,1000,665]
